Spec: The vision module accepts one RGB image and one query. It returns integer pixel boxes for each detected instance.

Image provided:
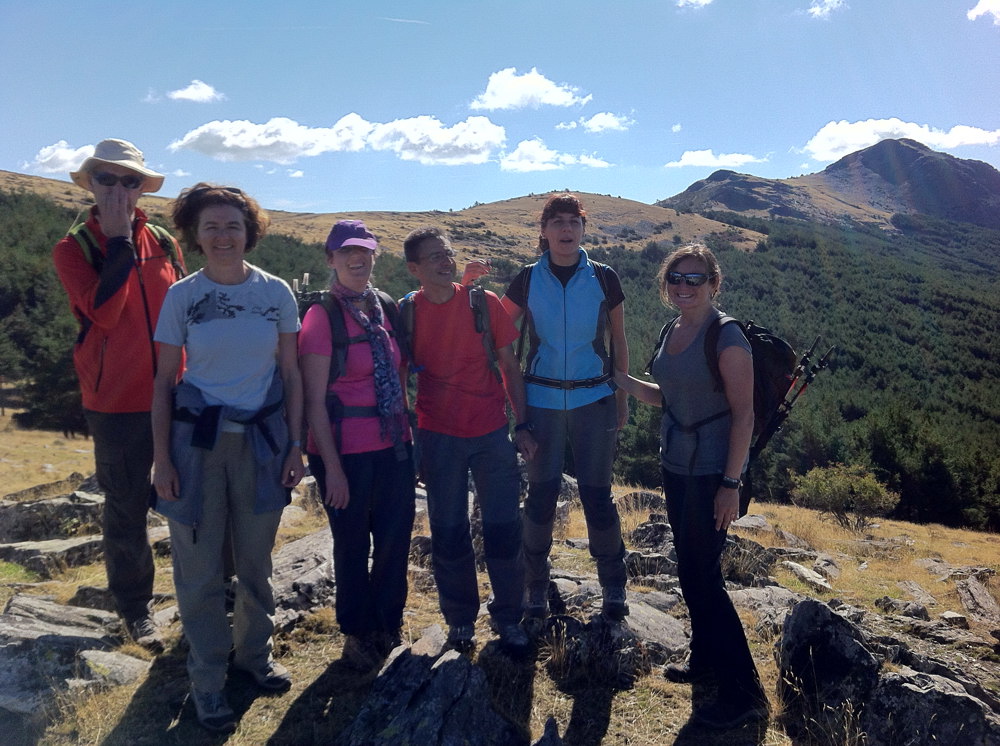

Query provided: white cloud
[555,113,633,133]
[287,169,304,178]
[803,118,1000,161]
[167,80,226,103]
[500,138,610,172]
[470,67,592,111]
[367,115,506,165]
[672,123,683,133]
[664,149,766,168]
[22,140,93,174]
[169,114,505,167]
[677,0,713,7]
[968,0,1000,25]
[171,169,191,177]
[808,0,847,20]
[582,112,634,133]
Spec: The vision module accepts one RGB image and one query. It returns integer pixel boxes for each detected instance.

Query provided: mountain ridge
[659,138,1000,230]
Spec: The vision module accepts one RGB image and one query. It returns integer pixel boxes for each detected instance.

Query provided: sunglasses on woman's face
[666,272,713,287]
[92,172,143,189]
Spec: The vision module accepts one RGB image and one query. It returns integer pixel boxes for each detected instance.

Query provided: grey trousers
[522,396,627,591]
[168,432,282,691]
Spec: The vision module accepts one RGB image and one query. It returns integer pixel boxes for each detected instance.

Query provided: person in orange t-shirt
[402,226,536,656]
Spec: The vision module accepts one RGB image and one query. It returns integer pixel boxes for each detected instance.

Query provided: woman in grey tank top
[615,244,768,730]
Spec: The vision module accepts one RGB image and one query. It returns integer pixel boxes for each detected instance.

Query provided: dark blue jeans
[85,410,155,623]
[662,469,765,705]
[309,446,415,637]
[419,425,524,627]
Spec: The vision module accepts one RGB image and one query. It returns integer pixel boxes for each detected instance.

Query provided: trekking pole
[749,340,833,462]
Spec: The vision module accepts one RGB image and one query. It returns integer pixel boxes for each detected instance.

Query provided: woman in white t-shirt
[151,184,303,733]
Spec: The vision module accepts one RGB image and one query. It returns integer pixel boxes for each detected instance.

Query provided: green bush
[790,463,899,532]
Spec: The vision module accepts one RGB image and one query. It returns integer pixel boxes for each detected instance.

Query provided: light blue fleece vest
[523,250,613,410]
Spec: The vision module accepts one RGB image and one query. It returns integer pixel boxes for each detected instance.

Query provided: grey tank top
[650,310,751,475]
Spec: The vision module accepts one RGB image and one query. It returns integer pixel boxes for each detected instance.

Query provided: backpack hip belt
[523,372,613,390]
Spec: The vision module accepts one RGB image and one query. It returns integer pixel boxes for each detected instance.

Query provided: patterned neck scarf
[330,281,405,445]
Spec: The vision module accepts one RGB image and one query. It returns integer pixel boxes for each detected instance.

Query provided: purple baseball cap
[326,220,378,253]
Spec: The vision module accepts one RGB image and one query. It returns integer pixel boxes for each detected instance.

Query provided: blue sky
[2,1,998,213]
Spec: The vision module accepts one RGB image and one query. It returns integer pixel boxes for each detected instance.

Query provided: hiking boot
[376,629,404,657]
[693,697,769,730]
[341,634,383,672]
[190,686,236,734]
[524,586,549,619]
[664,661,710,685]
[447,624,477,653]
[498,623,531,658]
[601,586,629,621]
[237,660,292,693]
[125,615,164,654]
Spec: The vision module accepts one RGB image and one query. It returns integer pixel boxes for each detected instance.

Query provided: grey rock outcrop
[777,598,1000,745]
[337,647,529,746]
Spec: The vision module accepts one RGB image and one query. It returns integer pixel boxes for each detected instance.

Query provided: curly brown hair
[172,183,269,254]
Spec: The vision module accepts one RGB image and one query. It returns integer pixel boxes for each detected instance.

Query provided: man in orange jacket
[53,139,185,650]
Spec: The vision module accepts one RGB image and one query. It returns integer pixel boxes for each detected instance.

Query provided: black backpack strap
[703,315,747,392]
[469,285,502,383]
[397,291,418,370]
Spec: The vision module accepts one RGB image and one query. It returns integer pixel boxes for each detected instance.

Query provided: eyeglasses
[666,272,715,287]
[91,172,143,189]
[420,249,456,263]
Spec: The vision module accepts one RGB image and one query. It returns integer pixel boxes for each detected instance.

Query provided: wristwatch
[721,475,742,490]
[514,422,535,433]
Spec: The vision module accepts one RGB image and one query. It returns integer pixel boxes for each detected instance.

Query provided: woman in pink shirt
[298,220,414,671]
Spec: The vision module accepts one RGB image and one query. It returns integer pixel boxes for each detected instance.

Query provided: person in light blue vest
[500,193,630,621]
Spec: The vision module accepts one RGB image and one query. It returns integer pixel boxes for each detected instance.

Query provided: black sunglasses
[189,185,244,198]
[92,171,143,189]
[666,272,715,287]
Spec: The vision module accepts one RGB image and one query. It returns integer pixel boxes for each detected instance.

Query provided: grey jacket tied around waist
[155,372,292,526]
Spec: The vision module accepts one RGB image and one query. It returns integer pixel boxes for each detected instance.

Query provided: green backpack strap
[68,222,101,271]
[69,221,185,279]
[146,223,186,278]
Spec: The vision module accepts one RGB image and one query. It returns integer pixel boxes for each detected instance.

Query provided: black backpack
[297,288,403,447]
[297,289,401,386]
[646,315,798,461]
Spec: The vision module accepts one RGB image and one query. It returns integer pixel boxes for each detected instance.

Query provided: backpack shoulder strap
[514,263,538,362]
[644,317,677,376]
[469,284,502,383]
[396,291,417,370]
[318,293,350,384]
[592,261,611,299]
[146,223,186,278]
[704,315,746,392]
[68,223,102,273]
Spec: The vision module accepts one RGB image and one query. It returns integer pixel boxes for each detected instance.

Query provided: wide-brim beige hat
[70,138,165,193]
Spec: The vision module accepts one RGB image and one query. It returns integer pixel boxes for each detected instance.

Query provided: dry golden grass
[5,428,1000,744]
[0,410,96,496]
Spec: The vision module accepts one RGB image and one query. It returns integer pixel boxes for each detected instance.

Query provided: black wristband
[721,475,742,490]
[514,422,535,433]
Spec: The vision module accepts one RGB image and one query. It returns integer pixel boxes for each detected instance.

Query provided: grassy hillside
[1,180,998,529]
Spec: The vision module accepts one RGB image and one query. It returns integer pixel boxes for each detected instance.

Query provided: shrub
[790,463,899,532]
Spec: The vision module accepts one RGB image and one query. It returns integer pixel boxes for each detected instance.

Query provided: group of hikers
[52,138,769,734]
